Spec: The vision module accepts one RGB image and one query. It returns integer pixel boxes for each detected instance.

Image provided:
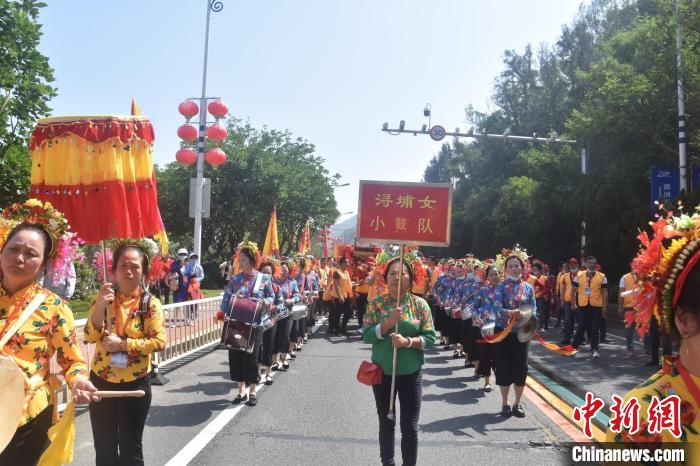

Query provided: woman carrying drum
[221,241,275,407]
[84,238,166,465]
[472,262,501,393]
[259,258,280,385]
[445,260,466,359]
[431,260,455,349]
[0,200,97,465]
[458,258,482,370]
[362,250,435,466]
[272,259,301,371]
[493,249,536,418]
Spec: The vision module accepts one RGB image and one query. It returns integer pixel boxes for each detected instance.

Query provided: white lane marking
[164,317,327,466]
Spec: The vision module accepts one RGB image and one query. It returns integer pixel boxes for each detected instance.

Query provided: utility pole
[676,0,688,192]
[381,122,588,256]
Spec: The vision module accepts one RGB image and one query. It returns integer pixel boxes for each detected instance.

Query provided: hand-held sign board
[357,180,452,246]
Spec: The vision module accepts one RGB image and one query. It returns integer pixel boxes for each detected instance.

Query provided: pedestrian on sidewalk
[362,253,436,466]
[571,256,608,359]
[618,266,639,356]
[222,241,275,407]
[494,252,536,418]
[85,239,166,466]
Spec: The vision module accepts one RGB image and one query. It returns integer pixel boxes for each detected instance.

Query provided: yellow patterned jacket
[0,283,88,426]
[84,289,165,383]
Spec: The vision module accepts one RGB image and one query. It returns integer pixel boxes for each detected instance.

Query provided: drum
[461,305,472,321]
[480,321,496,338]
[220,296,263,353]
[0,356,26,453]
[292,304,308,321]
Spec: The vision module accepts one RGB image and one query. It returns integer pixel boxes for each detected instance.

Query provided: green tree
[157,120,340,280]
[0,0,56,207]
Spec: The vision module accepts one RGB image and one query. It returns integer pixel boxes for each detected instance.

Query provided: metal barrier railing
[52,296,224,405]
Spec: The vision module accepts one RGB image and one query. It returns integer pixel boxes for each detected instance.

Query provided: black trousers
[494,332,529,386]
[572,305,602,351]
[449,316,461,345]
[537,297,548,329]
[331,299,352,333]
[372,371,422,466]
[275,315,293,353]
[229,329,262,385]
[89,373,152,466]
[649,316,673,364]
[477,342,495,377]
[356,293,368,328]
[0,405,52,466]
[260,322,277,366]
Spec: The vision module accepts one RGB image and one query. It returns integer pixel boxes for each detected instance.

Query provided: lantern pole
[193,0,223,259]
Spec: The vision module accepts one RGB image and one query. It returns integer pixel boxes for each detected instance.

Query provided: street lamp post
[175,0,228,259]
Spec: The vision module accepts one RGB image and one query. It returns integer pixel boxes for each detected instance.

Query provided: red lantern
[207,100,229,119]
[178,100,199,119]
[177,124,198,141]
[206,123,228,142]
[176,148,197,166]
[205,148,227,168]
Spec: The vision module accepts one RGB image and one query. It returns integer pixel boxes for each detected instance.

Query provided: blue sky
[38,0,583,219]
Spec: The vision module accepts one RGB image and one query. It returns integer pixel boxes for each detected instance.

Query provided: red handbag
[357,360,383,386]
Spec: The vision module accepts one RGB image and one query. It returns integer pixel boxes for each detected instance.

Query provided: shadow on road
[147,399,231,427]
[423,387,483,406]
[166,380,232,396]
[420,412,524,436]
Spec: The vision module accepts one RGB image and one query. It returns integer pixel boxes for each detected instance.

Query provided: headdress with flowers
[1,199,83,286]
[1,199,70,257]
[375,245,426,286]
[107,237,160,265]
[237,240,260,268]
[632,203,700,338]
[494,244,530,277]
[260,255,281,278]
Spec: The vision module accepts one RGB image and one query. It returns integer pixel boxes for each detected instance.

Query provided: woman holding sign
[362,250,435,466]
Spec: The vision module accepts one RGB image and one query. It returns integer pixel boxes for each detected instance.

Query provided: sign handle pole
[101,240,112,333]
[387,244,404,423]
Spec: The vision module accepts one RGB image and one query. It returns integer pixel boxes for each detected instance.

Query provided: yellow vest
[559,272,574,303]
[621,273,637,309]
[332,269,353,299]
[576,270,606,307]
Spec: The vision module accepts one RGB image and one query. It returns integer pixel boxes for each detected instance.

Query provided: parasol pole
[387,244,404,422]
[101,240,112,333]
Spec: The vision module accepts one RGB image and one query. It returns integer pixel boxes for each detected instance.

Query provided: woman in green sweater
[362,254,436,466]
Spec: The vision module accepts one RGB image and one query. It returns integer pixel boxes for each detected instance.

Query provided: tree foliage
[423,0,700,281]
[157,120,340,278]
[0,0,55,208]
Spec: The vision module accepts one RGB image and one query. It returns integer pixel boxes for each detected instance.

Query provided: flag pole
[387,244,404,422]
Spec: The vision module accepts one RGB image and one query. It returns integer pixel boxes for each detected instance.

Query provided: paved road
[72,318,574,465]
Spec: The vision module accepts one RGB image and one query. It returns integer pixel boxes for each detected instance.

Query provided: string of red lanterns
[175,99,229,168]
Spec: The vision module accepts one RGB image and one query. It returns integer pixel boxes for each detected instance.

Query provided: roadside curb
[526,365,608,444]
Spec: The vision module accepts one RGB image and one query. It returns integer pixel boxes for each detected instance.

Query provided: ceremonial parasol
[28,115,168,249]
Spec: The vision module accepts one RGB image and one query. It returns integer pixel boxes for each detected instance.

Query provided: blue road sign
[651,166,680,208]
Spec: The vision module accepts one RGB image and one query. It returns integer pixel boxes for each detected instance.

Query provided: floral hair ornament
[494,244,530,277]
[236,239,261,269]
[632,202,700,338]
[107,237,160,266]
[375,245,426,287]
[260,255,281,278]
[1,199,70,257]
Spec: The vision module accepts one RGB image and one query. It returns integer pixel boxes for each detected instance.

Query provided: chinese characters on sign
[357,181,452,246]
[573,392,682,439]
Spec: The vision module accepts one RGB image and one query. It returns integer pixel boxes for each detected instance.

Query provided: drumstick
[94,390,146,398]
